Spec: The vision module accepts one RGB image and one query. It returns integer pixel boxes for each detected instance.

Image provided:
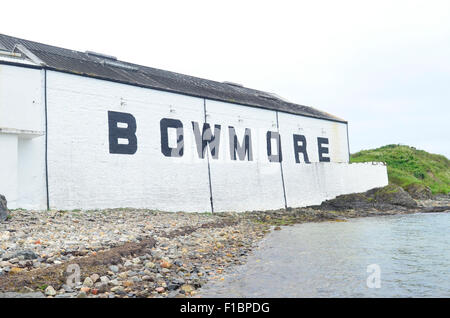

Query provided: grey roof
[0,34,346,123]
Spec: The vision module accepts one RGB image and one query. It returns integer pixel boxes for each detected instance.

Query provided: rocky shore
[0,186,448,298]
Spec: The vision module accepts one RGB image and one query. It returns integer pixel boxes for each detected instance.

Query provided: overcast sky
[2,0,449,157]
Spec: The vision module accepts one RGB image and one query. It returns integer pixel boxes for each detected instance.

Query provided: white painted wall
[0,64,389,211]
[0,64,46,209]
[0,64,43,132]
[46,71,211,211]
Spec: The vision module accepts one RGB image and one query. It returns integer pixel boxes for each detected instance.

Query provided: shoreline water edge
[0,186,448,298]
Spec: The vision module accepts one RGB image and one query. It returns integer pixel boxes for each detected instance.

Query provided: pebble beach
[0,209,268,298]
[0,193,448,298]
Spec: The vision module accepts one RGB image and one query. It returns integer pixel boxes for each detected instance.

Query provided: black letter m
[228,127,253,161]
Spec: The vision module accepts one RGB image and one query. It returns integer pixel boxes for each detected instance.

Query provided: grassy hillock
[350,145,450,195]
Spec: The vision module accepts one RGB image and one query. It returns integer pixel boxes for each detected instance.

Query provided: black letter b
[108,111,137,155]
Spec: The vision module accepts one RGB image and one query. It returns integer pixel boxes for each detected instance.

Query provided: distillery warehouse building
[0,34,387,212]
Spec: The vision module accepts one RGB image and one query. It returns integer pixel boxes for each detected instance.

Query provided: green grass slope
[350,145,450,194]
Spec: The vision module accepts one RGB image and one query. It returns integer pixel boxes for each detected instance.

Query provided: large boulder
[0,194,9,222]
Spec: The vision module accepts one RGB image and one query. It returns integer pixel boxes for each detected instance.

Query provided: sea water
[199,212,450,297]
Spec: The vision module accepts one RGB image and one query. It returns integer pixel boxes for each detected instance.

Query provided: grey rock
[44,286,56,296]
[173,278,185,285]
[61,284,74,292]
[8,243,18,250]
[90,273,100,283]
[96,283,108,293]
[83,277,94,287]
[111,286,124,293]
[144,261,155,269]
[0,195,9,222]
[109,265,119,273]
[173,260,183,267]
[124,260,133,267]
[167,283,180,291]
[0,292,45,298]
[18,260,29,267]
[100,276,110,284]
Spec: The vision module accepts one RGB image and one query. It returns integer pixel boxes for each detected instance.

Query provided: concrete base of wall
[283,162,389,209]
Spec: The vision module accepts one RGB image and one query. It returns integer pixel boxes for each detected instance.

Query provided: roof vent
[223,81,244,88]
[257,94,278,101]
[85,51,117,61]
[257,92,291,103]
[101,59,139,71]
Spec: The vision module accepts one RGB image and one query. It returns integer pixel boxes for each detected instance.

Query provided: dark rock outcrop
[404,184,433,200]
[366,185,418,208]
[0,195,9,222]
[317,185,418,211]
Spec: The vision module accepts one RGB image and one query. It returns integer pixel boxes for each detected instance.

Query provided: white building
[0,34,387,212]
